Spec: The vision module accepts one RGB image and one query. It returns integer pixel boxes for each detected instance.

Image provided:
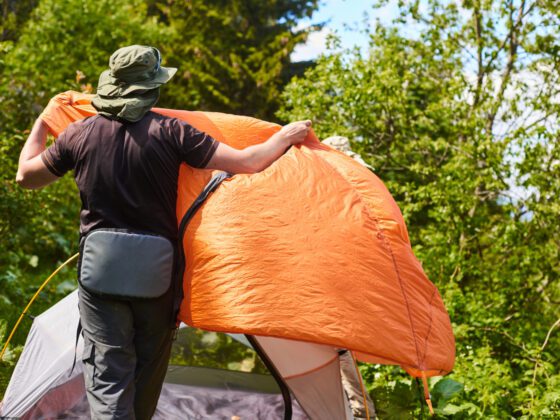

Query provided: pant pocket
[82,341,96,388]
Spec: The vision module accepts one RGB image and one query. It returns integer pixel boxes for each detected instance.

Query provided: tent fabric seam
[282,355,339,380]
[419,287,437,367]
[246,336,294,420]
[313,152,424,369]
[385,244,423,368]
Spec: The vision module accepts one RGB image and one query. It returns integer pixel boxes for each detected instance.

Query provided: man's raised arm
[205,120,312,174]
[16,118,59,189]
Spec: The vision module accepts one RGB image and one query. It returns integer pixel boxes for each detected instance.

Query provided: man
[16,45,311,419]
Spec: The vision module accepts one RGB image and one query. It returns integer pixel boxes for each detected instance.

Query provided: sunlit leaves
[279,1,559,417]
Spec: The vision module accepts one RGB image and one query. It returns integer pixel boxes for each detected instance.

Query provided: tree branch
[540,317,560,352]
[473,1,484,107]
[487,1,537,134]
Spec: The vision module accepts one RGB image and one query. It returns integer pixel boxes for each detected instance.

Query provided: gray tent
[1,291,356,419]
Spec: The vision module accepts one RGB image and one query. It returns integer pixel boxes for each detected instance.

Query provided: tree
[0,0,39,42]
[279,1,560,417]
[146,0,319,120]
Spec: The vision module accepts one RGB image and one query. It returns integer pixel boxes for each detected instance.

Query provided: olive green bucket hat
[92,45,177,122]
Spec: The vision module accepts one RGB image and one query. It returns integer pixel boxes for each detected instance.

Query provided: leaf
[0,319,6,342]
[432,378,464,408]
[28,255,38,268]
[440,402,478,415]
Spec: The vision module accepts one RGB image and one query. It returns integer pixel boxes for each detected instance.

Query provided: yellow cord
[351,351,371,420]
[0,253,79,361]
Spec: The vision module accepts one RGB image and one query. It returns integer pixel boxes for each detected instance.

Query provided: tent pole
[245,335,292,420]
[0,253,79,361]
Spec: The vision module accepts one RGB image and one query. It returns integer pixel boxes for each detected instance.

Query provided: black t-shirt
[41,112,219,240]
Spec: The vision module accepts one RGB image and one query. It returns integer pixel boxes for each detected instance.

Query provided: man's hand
[274,120,312,145]
[16,118,59,189]
[206,120,312,174]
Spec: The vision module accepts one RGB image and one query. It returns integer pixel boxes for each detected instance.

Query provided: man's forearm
[239,132,292,173]
[205,120,311,174]
[16,118,58,189]
[18,119,49,169]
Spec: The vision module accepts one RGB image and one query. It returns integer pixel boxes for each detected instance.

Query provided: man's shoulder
[143,112,196,138]
[144,111,182,126]
[60,115,101,141]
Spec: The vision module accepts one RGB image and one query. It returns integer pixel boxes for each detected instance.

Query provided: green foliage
[280,0,560,417]
[169,329,268,375]
[0,0,39,42]
[147,0,319,119]
[0,318,22,400]
[1,0,168,131]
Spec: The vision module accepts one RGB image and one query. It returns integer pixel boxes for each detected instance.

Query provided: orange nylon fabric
[40,91,455,377]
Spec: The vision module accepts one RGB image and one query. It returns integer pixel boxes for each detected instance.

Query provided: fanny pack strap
[69,319,82,376]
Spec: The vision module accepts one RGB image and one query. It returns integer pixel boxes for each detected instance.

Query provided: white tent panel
[287,357,353,420]
[254,336,352,420]
[254,335,339,377]
[1,290,82,417]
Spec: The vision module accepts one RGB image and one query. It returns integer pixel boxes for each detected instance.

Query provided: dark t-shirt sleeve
[171,119,220,168]
[41,128,74,177]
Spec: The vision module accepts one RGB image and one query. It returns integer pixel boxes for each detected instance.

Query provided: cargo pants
[78,285,175,419]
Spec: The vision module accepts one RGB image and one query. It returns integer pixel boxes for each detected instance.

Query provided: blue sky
[292,0,399,61]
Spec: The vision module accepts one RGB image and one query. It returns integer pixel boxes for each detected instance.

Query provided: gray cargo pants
[78,285,175,420]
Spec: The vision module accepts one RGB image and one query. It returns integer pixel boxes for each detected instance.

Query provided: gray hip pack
[78,229,175,299]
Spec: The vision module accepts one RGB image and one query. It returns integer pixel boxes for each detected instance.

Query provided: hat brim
[96,66,177,97]
[152,66,177,85]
